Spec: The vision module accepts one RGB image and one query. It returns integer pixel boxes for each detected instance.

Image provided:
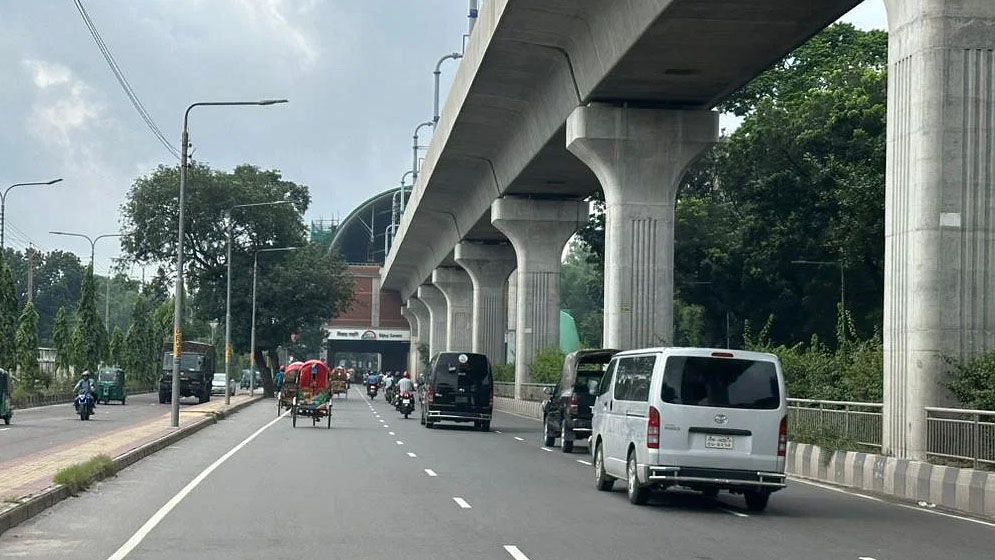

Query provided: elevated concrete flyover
[384,0,995,461]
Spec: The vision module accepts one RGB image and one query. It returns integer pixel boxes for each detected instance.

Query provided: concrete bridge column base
[492,197,586,399]
[567,104,718,350]
[455,242,517,366]
[416,285,448,360]
[432,267,473,352]
[400,307,421,377]
[882,0,995,460]
[404,300,430,378]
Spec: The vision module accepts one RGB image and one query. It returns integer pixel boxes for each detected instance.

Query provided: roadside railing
[11,384,157,409]
[787,398,884,451]
[926,407,995,468]
[494,382,555,402]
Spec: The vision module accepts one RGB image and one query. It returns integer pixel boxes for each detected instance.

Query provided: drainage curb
[0,395,263,536]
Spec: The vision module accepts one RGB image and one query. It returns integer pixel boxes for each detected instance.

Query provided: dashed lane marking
[576,459,592,466]
[540,447,554,452]
[424,469,437,477]
[494,430,502,434]
[453,497,472,509]
[717,507,749,518]
[389,431,395,436]
[396,440,404,445]
[407,452,417,458]
[513,437,525,442]
[504,545,530,560]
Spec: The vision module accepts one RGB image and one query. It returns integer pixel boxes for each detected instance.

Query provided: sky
[0,0,887,275]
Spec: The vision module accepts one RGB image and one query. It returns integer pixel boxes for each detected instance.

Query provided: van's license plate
[456,396,469,404]
[705,435,734,450]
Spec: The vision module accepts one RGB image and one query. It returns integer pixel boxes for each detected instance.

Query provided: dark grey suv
[543,349,618,452]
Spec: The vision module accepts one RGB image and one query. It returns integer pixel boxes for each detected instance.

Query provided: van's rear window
[661,356,780,410]
[433,354,491,388]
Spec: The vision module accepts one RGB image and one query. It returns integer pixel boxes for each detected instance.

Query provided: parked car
[212,373,237,396]
[543,349,618,453]
[591,347,787,512]
[421,352,493,431]
[239,369,260,389]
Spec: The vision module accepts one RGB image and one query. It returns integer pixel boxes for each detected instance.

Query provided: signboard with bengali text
[326,327,411,342]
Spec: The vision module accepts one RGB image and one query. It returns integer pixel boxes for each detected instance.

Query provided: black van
[421,352,493,431]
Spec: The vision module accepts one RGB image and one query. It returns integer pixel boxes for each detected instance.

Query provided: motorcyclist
[396,372,415,395]
[73,370,96,414]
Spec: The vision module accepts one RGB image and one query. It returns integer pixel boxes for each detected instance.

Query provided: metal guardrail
[11,385,158,409]
[925,406,995,468]
[494,382,555,402]
[787,398,884,450]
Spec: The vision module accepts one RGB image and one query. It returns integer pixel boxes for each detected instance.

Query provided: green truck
[159,341,216,404]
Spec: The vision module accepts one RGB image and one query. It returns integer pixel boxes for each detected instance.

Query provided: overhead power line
[72,0,181,159]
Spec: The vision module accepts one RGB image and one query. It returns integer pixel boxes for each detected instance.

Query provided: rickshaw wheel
[327,410,331,429]
[291,407,297,427]
[276,399,281,417]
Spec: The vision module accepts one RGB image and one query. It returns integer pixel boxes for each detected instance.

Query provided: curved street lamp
[2,179,62,249]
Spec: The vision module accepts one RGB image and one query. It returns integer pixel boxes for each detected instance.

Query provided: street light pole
[249,246,300,396]
[412,121,434,184]
[224,200,292,405]
[49,231,122,330]
[433,52,462,124]
[170,99,287,427]
[2,179,62,250]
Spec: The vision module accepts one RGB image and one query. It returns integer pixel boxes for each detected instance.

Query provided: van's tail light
[567,393,579,415]
[647,406,661,449]
[778,416,788,457]
[425,386,434,405]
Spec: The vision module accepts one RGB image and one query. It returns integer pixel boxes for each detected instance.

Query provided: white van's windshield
[661,356,780,410]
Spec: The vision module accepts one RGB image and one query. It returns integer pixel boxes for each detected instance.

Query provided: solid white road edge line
[789,476,995,529]
[424,469,437,477]
[453,497,472,509]
[106,411,289,560]
[504,545,530,560]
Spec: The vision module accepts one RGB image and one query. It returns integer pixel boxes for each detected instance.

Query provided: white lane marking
[407,452,417,458]
[717,507,749,518]
[540,447,554,452]
[389,431,396,436]
[395,440,404,445]
[576,459,592,466]
[504,545,530,560]
[494,430,502,434]
[790,476,995,529]
[858,557,878,560]
[0,428,9,432]
[424,469,437,477]
[383,424,389,428]
[106,411,288,560]
[453,497,472,509]
[513,436,525,442]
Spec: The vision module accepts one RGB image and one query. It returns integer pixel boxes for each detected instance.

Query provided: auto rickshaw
[0,368,12,425]
[95,367,127,405]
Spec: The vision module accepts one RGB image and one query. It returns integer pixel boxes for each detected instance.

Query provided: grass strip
[53,454,118,495]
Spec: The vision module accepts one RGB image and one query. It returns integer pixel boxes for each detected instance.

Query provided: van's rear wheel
[627,451,649,505]
[594,443,614,491]
[744,490,770,512]
[561,422,573,453]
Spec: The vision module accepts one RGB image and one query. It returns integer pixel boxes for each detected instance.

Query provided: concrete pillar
[371,274,382,327]
[492,197,585,398]
[432,267,473,352]
[416,285,448,359]
[400,306,421,377]
[455,242,517,365]
[567,104,717,350]
[881,0,995,459]
[406,298,431,378]
[506,270,517,365]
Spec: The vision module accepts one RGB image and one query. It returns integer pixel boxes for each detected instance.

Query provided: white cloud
[232,0,320,68]
[23,59,104,147]
[24,59,72,89]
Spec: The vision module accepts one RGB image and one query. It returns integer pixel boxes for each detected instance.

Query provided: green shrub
[946,352,995,411]
[53,455,118,495]
[791,424,861,465]
[529,348,565,384]
[492,363,515,383]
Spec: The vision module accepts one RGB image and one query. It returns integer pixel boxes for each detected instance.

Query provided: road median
[0,394,262,536]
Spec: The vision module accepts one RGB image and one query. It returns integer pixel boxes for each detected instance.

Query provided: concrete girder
[492,197,586,397]
[567,104,718,350]
[881,0,995,460]
[455,242,517,365]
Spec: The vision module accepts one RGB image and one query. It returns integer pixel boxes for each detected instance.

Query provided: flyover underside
[382,0,862,299]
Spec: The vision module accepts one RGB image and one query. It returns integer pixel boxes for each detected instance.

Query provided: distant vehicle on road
[211,373,237,396]
[543,349,618,453]
[421,352,493,431]
[240,369,261,390]
[95,367,127,405]
[591,348,787,512]
[0,368,12,424]
[159,342,216,404]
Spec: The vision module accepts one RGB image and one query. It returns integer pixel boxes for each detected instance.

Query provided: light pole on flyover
[170,99,288,428]
[224,200,293,405]
[249,246,300,396]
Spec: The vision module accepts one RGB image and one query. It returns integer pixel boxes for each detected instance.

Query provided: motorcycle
[74,391,95,421]
[398,391,415,419]
[367,384,379,398]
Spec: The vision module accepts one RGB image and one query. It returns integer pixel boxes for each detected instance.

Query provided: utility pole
[25,246,34,302]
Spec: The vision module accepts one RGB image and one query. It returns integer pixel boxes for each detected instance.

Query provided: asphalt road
[3,387,994,560]
[0,392,239,463]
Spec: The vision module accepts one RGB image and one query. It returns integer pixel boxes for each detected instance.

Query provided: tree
[5,248,85,344]
[70,266,107,373]
[0,253,17,370]
[14,301,46,391]
[52,306,74,375]
[123,295,153,384]
[560,242,604,348]
[109,327,124,367]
